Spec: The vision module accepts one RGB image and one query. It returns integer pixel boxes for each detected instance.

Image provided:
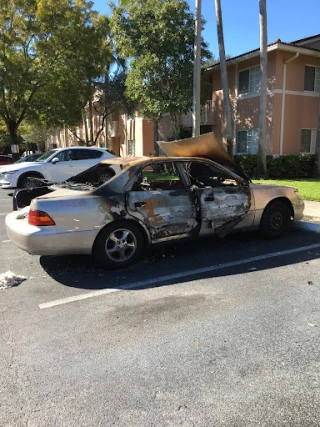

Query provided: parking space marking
[38,242,320,310]
[0,213,9,216]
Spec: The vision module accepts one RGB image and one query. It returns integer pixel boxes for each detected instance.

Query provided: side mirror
[51,157,59,164]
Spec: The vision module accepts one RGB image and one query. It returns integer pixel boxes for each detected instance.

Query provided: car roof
[52,146,107,152]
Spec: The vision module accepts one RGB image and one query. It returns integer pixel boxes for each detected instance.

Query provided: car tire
[93,221,145,269]
[259,200,292,240]
[18,174,44,189]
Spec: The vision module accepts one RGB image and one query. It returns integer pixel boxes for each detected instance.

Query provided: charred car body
[6,133,304,269]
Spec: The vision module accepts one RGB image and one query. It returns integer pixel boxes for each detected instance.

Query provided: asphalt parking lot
[1,190,320,426]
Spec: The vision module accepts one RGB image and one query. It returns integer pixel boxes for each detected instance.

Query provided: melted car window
[182,162,238,188]
[132,162,185,191]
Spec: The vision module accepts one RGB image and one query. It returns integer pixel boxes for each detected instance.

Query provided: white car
[0,147,117,189]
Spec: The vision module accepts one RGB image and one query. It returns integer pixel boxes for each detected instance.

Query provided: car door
[44,149,78,182]
[182,160,251,236]
[126,161,198,242]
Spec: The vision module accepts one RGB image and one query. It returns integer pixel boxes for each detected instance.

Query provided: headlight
[5,170,18,175]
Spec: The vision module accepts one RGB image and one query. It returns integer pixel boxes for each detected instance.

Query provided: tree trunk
[6,120,20,160]
[314,96,320,177]
[214,0,233,157]
[83,110,89,146]
[192,0,201,137]
[258,0,268,178]
[154,120,159,156]
[88,98,94,145]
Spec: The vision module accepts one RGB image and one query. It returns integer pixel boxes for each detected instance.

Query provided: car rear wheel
[93,221,144,269]
[19,174,44,189]
[259,200,292,239]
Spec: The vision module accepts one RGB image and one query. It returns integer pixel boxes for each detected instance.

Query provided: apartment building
[205,34,320,156]
[48,34,320,157]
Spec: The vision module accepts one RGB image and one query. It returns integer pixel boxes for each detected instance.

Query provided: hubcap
[105,228,137,263]
[268,210,284,231]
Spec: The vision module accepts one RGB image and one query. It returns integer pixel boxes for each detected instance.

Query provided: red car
[0,155,13,166]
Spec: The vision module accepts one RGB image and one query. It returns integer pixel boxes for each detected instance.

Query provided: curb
[294,221,320,233]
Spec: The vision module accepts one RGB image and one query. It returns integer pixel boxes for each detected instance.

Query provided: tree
[0,0,111,151]
[66,70,136,146]
[110,0,212,151]
[214,0,233,156]
[258,0,268,177]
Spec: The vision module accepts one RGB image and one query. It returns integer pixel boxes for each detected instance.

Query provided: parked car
[6,133,304,269]
[0,146,117,189]
[15,153,43,163]
[0,155,13,166]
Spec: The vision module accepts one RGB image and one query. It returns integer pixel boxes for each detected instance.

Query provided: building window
[304,66,320,92]
[239,66,261,95]
[237,129,259,154]
[128,140,136,156]
[300,129,316,153]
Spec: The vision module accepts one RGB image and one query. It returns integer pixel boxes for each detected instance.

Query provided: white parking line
[38,242,320,310]
[0,213,9,216]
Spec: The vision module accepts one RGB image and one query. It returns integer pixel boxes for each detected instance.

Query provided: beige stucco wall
[274,51,320,154]
[208,50,277,152]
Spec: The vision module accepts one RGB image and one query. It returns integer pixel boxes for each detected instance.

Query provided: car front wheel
[259,200,292,239]
[93,221,144,269]
[18,174,44,189]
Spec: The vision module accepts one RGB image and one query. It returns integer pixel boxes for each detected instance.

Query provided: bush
[234,154,315,180]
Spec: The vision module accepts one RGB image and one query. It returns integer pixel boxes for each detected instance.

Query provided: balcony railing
[181,100,214,127]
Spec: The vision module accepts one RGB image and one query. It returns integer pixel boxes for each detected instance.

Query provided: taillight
[28,210,55,226]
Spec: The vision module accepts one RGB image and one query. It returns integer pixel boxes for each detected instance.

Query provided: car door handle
[204,196,214,201]
[134,201,147,208]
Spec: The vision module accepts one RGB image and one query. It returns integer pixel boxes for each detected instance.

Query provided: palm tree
[258,0,268,176]
[214,0,233,156]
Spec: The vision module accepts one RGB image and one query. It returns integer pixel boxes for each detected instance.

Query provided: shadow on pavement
[39,230,320,291]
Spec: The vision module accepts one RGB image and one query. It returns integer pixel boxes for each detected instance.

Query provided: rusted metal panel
[126,190,198,241]
[198,187,250,226]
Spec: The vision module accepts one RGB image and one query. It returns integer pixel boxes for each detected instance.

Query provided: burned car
[6,133,304,269]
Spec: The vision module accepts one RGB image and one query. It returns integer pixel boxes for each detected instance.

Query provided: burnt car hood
[157,132,250,181]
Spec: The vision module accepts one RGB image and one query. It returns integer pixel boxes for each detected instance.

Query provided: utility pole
[192,0,201,137]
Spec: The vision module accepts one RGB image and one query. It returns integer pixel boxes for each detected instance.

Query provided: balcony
[181,100,214,127]
[108,120,120,137]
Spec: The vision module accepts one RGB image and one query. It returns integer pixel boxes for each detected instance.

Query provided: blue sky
[92,0,320,58]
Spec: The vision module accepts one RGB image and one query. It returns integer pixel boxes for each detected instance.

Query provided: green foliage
[0,0,112,144]
[234,154,316,179]
[110,0,212,123]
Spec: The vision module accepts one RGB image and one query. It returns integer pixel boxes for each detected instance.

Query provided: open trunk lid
[157,132,250,181]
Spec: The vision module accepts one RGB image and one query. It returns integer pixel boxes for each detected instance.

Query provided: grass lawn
[253,179,320,202]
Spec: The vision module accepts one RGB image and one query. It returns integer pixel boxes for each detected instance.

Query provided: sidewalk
[303,200,320,223]
[294,200,320,233]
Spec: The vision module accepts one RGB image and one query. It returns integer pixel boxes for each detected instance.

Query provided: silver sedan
[6,135,304,269]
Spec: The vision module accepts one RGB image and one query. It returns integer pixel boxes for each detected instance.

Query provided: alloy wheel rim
[268,210,284,231]
[105,228,137,263]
